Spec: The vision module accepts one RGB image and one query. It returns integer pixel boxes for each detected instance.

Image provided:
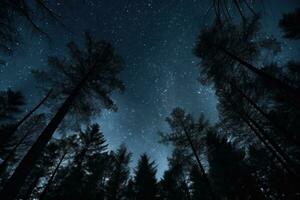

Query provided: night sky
[0,0,299,178]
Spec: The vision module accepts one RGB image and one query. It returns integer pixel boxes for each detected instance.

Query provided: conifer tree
[134,153,158,200]
[106,144,131,200]
[0,33,124,200]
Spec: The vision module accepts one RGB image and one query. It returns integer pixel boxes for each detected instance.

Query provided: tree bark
[0,64,97,200]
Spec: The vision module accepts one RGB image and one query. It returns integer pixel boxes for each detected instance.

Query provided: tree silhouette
[160,107,216,199]
[0,33,124,200]
[279,8,300,40]
[17,138,60,200]
[39,135,78,200]
[160,149,192,200]
[194,17,300,106]
[206,133,264,199]
[0,114,46,179]
[189,164,210,200]
[106,144,131,200]
[134,153,158,200]
[49,124,109,200]
[124,179,135,200]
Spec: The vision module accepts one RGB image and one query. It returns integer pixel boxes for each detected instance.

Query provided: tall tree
[134,153,157,200]
[160,108,216,199]
[189,165,210,200]
[124,179,135,200]
[0,114,46,179]
[0,34,124,200]
[17,138,60,200]
[159,149,192,200]
[49,124,109,200]
[9,89,52,136]
[206,133,264,199]
[39,135,77,200]
[194,17,300,106]
[106,144,131,200]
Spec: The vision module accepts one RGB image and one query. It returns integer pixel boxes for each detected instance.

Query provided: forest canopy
[0,1,299,200]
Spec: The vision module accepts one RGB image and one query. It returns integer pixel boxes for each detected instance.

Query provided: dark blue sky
[0,0,299,177]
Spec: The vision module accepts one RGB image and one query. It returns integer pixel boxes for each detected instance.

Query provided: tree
[9,89,52,136]
[106,144,131,200]
[279,8,300,40]
[124,179,135,200]
[189,165,210,200]
[17,138,60,200]
[0,114,46,179]
[159,149,192,200]
[39,135,77,200]
[206,133,264,199]
[49,124,109,200]
[0,33,124,200]
[160,108,216,199]
[248,145,299,199]
[193,16,299,178]
[194,17,300,106]
[134,153,157,200]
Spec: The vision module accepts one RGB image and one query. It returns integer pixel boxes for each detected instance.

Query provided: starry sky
[0,0,299,178]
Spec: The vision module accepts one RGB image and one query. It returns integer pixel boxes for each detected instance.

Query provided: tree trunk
[219,46,300,107]
[10,89,53,135]
[39,151,67,200]
[228,97,299,177]
[0,65,96,200]
[230,81,300,147]
[181,123,217,200]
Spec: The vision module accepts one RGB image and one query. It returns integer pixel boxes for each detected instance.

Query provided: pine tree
[39,135,77,200]
[0,33,124,200]
[194,17,300,106]
[160,149,192,200]
[134,153,157,200]
[0,114,46,179]
[160,108,216,199]
[106,144,131,200]
[189,165,210,200]
[206,133,264,199]
[50,124,109,200]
